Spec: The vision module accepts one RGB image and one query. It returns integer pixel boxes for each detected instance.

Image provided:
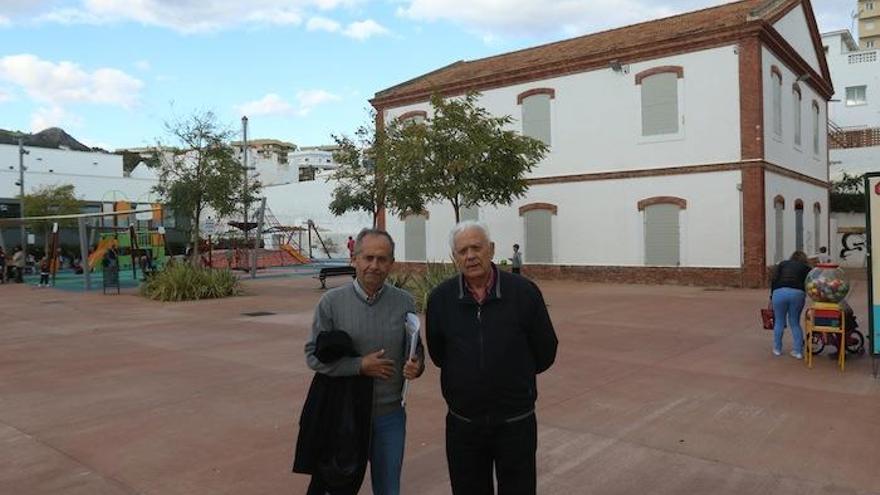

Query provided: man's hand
[403,357,424,380]
[360,349,395,380]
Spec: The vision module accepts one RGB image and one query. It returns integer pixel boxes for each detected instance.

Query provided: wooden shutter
[521,94,552,145]
[524,209,553,263]
[460,206,479,222]
[775,203,784,263]
[795,207,804,252]
[644,204,680,266]
[641,73,679,136]
[404,215,426,261]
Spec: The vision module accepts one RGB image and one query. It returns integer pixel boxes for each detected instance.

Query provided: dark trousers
[15,267,24,283]
[445,412,537,495]
[511,267,521,275]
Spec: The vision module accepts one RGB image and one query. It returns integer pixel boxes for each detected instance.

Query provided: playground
[1,274,879,495]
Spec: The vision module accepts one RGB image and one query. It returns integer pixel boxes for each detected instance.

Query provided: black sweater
[426,268,558,422]
[771,259,812,291]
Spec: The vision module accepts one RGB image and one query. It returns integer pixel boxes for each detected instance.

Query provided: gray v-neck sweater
[305,281,416,417]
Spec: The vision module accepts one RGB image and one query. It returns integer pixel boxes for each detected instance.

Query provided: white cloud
[236,93,295,117]
[307,16,341,33]
[30,106,83,132]
[134,60,151,71]
[343,19,389,40]
[0,15,11,27]
[296,89,341,115]
[397,0,679,39]
[0,54,143,109]
[32,0,363,33]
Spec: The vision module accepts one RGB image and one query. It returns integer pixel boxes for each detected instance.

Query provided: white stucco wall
[386,171,743,268]
[385,45,742,178]
[261,179,373,242]
[0,144,123,177]
[773,4,822,75]
[764,171,828,262]
[830,145,880,179]
[0,169,157,203]
[762,47,828,182]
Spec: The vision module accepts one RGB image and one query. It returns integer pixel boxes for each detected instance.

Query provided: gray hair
[449,220,491,252]
[353,228,395,259]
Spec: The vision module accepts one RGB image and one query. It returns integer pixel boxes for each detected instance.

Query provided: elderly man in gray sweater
[304,228,423,495]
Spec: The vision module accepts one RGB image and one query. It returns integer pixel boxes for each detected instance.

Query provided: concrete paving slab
[1,273,879,494]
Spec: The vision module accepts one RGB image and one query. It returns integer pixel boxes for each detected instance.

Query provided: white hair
[449,220,491,252]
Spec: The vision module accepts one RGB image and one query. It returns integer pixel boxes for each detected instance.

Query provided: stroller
[809,301,866,356]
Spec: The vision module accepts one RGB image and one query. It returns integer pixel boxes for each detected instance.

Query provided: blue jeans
[772,287,805,353]
[370,408,406,495]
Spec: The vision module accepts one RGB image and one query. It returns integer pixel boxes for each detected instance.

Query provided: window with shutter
[774,199,785,263]
[460,206,479,222]
[812,102,820,155]
[813,203,821,253]
[644,204,680,266]
[795,201,804,252]
[640,73,679,136]
[524,209,553,263]
[793,86,802,146]
[521,94,552,145]
[772,71,782,137]
[404,214,426,261]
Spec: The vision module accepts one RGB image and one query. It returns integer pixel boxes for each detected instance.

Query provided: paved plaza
[1,272,879,494]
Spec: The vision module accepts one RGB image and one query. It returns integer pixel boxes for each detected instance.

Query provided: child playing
[38,256,50,287]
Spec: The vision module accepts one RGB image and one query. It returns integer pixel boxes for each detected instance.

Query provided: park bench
[316,265,356,289]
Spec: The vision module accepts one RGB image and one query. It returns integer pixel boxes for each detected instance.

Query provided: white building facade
[371,0,832,287]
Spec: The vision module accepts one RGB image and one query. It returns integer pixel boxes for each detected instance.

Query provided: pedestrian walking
[510,243,523,274]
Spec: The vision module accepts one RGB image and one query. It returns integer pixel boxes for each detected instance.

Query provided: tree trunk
[190,208,201,265]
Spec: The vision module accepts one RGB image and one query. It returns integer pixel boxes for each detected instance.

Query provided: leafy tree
[328,114,428,226]
[20,184,83,253]
[830,172,865,213]
[385,92,549,222]
[152,110,260,262]
[329,123,383,227]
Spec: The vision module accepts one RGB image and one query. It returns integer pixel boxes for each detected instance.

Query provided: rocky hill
[0,127,92,151]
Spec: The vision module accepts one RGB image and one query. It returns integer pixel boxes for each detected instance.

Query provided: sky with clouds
[0,0,856,150]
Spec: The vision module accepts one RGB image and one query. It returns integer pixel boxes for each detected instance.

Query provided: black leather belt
[448,408,534,425]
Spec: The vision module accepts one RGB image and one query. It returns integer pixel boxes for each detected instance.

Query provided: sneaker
[773,348,783,356]
[790,350,803,360]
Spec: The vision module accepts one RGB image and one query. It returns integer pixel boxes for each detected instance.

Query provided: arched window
[398,110,427,125]
[771,66,783,137]
[792,84,802,146]
[794,199,804,252]
[519,203,557,263]
[774,195,785,263]
[517,88,554,145]
[404,213,427,261]
[636,66,683,137]
[638,196,686,266]
[813,202,822,253]
[812,101,821,155]
[460,205,479,222]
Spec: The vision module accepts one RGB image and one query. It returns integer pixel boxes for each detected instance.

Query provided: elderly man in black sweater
[426,221,558,495]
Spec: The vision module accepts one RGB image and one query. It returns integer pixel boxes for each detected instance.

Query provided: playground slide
[280,243,310,264]
[88,238,115,270]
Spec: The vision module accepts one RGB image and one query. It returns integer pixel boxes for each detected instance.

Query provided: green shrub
[140,262,241,301]
[401,261,459,313]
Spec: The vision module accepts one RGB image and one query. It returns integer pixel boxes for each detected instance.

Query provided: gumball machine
[804,263,851,370]
[805,263,850,303]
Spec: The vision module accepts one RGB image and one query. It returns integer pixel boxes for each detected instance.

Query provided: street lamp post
[241,116,249,272]
[17,138,29,251]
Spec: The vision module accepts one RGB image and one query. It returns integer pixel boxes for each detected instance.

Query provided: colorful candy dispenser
[805,263,850,303]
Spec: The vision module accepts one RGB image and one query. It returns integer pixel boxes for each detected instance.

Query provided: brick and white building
[370,0,833,288]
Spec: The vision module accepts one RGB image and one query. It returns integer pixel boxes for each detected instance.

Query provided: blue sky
[0,0,851,150]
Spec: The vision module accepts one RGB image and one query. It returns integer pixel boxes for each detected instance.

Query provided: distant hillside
[0,127,92,152]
